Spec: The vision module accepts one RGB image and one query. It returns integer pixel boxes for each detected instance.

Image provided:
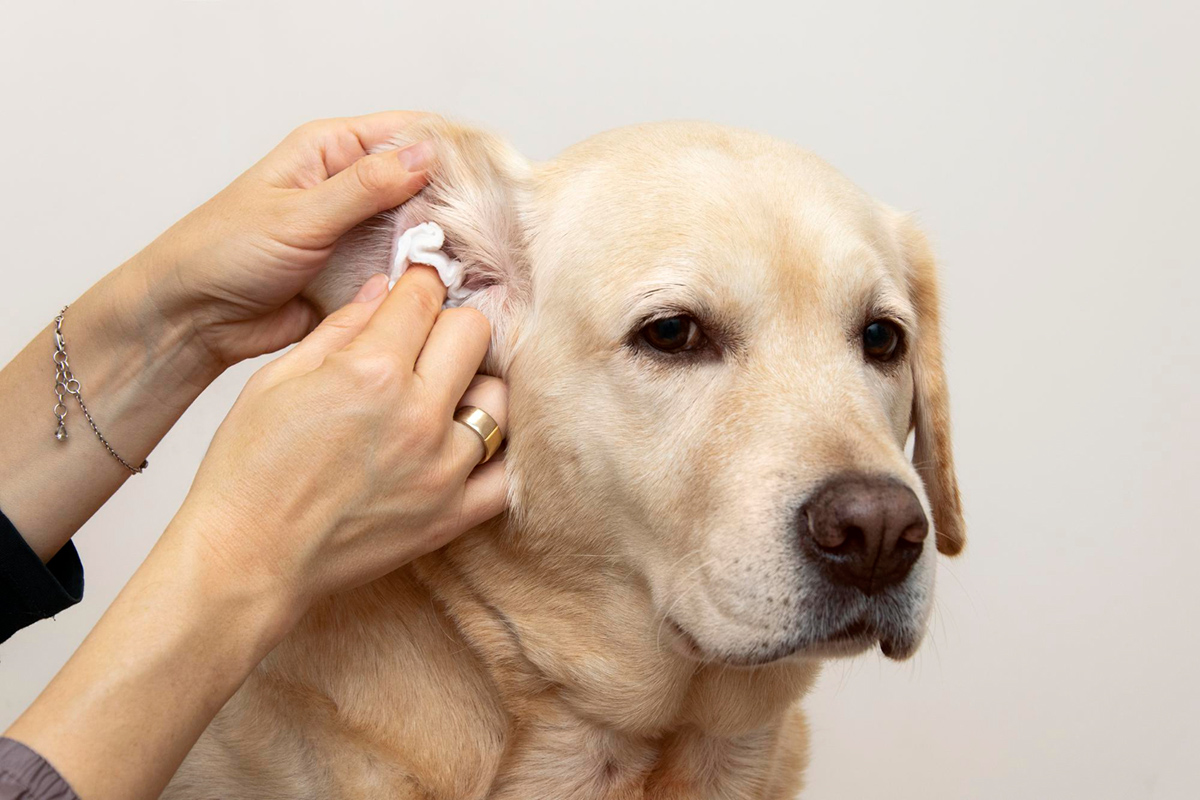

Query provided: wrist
[113,247,230,386]
[3,516,295,800]
[52,263,222,455]
[159,506,308,654]
[0,256,230,557]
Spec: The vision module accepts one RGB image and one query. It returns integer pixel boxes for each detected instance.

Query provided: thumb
[300,141,434,241]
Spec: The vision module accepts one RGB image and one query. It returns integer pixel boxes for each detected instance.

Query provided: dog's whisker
[550,553,626,559]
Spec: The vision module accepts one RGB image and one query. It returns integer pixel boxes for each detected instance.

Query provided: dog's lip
[664,613,917,665]
[665,615,875,666]
[795,618,880,659]
[826,618,871,642]
[821,618,919,662]
[877,633,920,661]
[662,617,706,661]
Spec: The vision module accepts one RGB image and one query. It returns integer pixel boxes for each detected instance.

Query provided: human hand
[129,111,434,370]
[0,112,433,563]
[167,266,506,614]
[1,261,507,800]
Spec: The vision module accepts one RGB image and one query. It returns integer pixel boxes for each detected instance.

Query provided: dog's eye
[642,315,703,353]
[862,320,903,362]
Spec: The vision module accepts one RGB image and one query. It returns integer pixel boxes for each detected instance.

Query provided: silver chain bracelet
[53,306,148,474]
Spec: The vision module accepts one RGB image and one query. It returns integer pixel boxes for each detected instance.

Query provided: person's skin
[0,110,449,560]
[0,112,508,800]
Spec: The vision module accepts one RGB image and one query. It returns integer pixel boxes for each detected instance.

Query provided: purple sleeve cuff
[0,739,79,800]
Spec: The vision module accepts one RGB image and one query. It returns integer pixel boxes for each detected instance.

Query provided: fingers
[353,265,446,365]
[449,375,508,476]
[455,458,508,531]
[271,274,390,379]
[235,294,322,357]
[458,375,509,431]
[415,307,491,404]
[338,111,433,161]
[259,112,437,250]
[278,111,431,175]
[298,141,434,238]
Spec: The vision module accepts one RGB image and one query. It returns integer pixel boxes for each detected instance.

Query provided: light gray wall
[2,2,1196,797]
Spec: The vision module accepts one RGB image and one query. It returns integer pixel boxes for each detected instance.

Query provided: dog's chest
[415,540,818,798]
[482,697,807,800]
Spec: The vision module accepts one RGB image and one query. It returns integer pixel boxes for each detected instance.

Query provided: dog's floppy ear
[304,118,532,372]
[895,216,966,556]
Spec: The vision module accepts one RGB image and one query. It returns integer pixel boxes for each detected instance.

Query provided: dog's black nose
[801,475,928,594]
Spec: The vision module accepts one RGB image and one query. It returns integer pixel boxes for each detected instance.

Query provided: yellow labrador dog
[166,119,964,799]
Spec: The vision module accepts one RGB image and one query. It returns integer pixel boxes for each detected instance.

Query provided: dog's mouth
[661,617,706,661]
[827,617,871,643]
[663,612,921,667]
[817,617,916,660]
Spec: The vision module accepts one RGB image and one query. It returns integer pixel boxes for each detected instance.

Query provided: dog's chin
[804,617,925,662]
[664,616,924,667]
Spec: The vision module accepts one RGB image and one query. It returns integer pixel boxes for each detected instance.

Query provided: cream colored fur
[166,119,963,799]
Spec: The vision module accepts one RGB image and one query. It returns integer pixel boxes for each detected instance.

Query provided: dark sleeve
[0,509,84,643]
[0,739,80,800]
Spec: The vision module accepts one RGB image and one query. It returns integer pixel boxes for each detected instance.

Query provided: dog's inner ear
[305,119,532,373]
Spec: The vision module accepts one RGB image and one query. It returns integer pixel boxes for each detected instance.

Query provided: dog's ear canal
[304,119,532,371]
[897,216,966,556]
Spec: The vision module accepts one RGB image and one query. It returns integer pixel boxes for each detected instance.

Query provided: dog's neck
[413,515,820,741]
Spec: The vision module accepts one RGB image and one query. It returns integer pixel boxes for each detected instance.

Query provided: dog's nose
[801,475,928,594]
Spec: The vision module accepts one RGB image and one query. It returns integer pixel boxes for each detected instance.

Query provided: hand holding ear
[167,268,508,613]
[126,111,436,371]
[0,111,447,570]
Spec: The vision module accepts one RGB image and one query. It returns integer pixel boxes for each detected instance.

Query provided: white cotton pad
[388,222,471,308]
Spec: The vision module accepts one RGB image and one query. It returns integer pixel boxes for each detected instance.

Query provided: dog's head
[311,119,964,665]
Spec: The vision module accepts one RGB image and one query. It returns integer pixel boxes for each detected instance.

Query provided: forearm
[3,516,293,800]
[0,254,222,561]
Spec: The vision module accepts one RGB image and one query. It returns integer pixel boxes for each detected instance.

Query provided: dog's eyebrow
[618,279,744,350]
[865,296,916,332]
[635,282,691,301]
[625,280,712,322]
[861,277,917,330]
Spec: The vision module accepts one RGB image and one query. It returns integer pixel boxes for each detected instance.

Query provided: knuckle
[342,350,403,389]
[321,305,364,334]
[451,307,491,341]
[244,366,277,394]
[308,117,336,133]
[406,283,444,320]
[408,402,446,440]
[289,119,324,141]
[474,375,509,406]
[352,154,392,198]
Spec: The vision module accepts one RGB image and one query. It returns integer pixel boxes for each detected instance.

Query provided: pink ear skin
[302,118,533,375]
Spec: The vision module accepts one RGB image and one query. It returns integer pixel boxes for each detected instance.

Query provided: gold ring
[453,406,503,464]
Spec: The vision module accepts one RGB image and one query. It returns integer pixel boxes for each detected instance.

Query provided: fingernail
[397,140,434,172]
[352,273,388,303]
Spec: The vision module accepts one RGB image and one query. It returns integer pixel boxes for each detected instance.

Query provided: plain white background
[2,2,1197,797]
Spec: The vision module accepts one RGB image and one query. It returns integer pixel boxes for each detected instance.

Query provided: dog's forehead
[533,122,903,315]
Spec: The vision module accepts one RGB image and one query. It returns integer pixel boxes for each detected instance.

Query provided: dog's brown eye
[642,315,703,353]
[862,320,902,362]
